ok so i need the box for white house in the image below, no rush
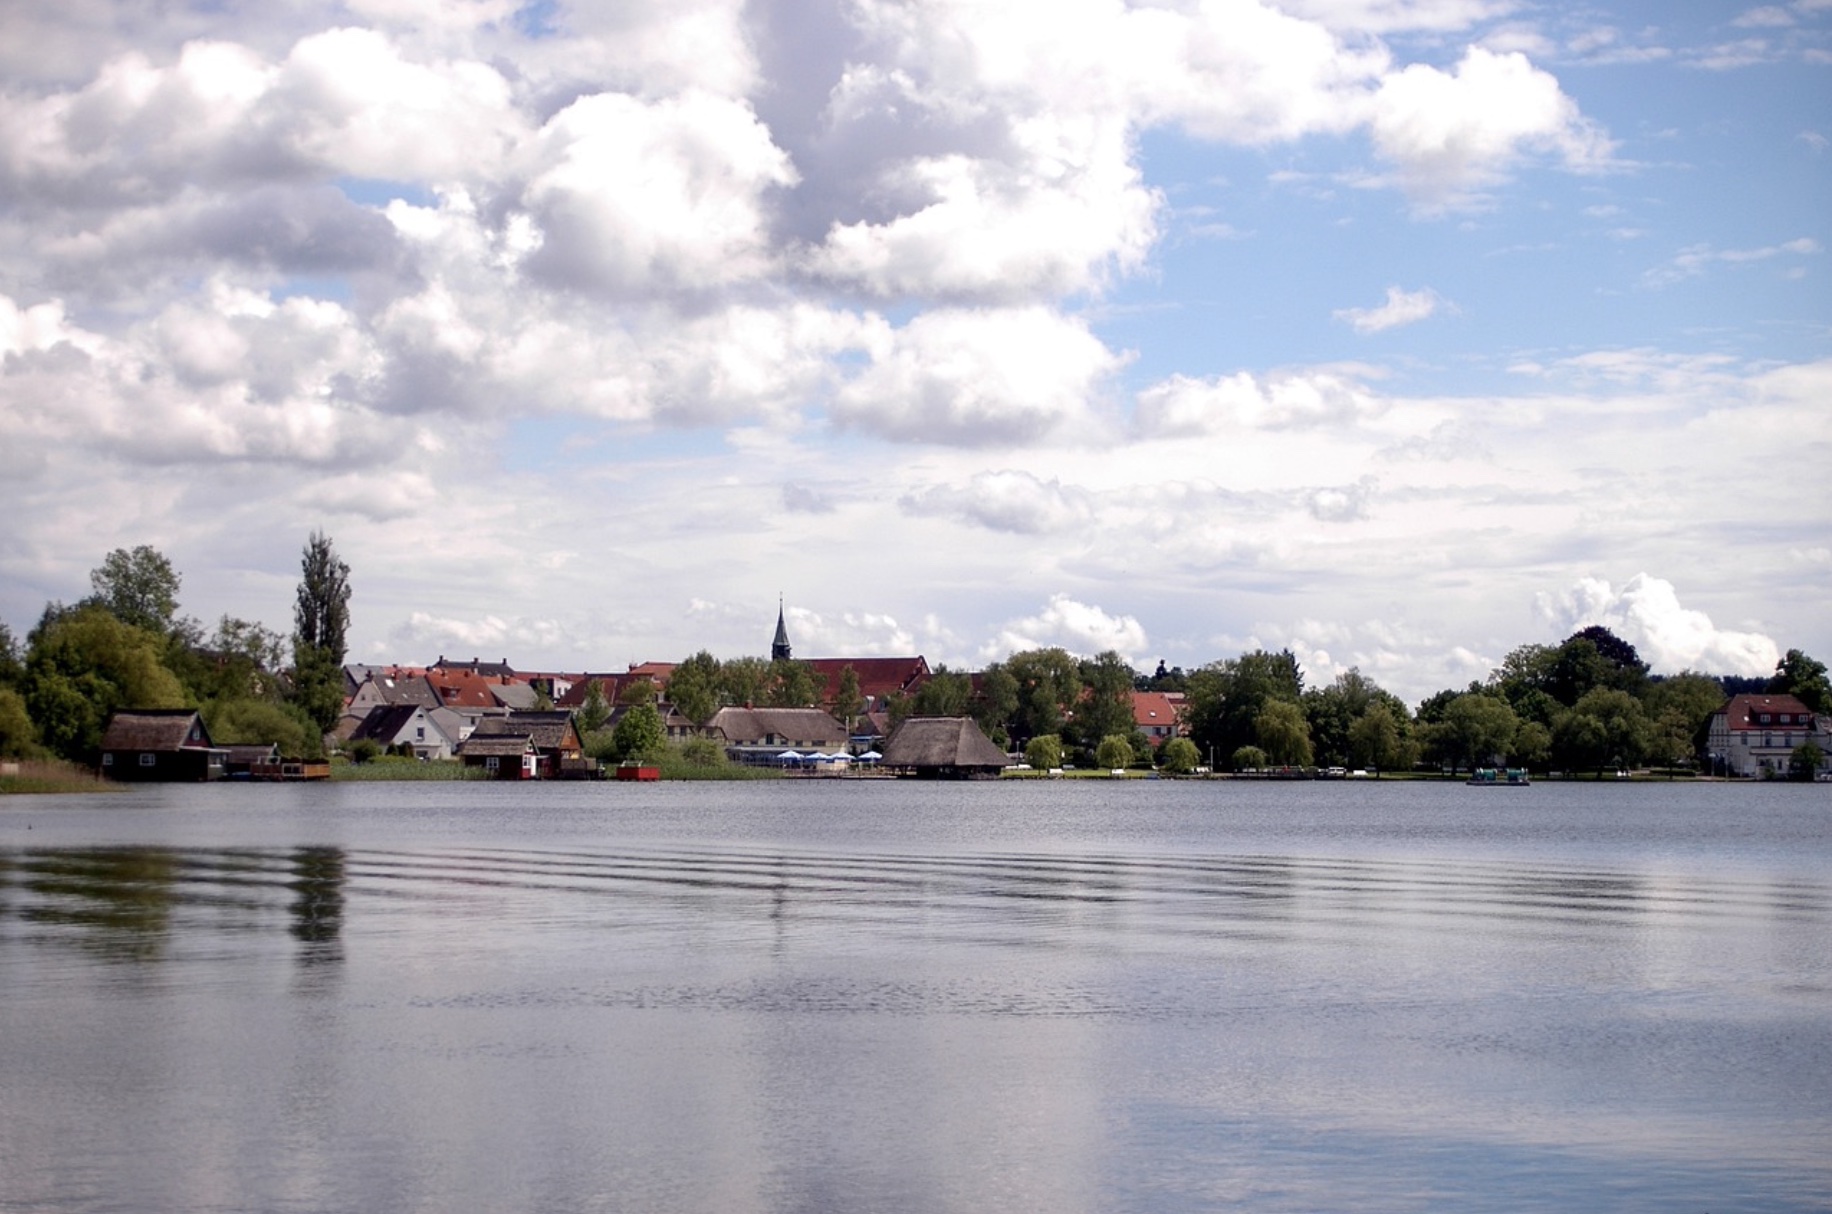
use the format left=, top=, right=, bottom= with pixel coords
left=1706, top=693, right=1830, bottom=778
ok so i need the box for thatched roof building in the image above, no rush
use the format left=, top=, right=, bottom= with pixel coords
left=879, top=717, right=1010, bottom=779
left=97, top=709, right=226, bottom=782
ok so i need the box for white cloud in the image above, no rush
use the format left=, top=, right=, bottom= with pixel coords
left=1135, top=368, right=1381, bottom=435
left=901, top=470, right=1096, bottom=534
left=1644, top=237, right=1822, bottom=287
left=1366, top=47, right=1613, bottom=208
left=1535, top=574, right=1781, bottom=676
left=1334, top=285, right=1444, bottom=333
left=831, top=307, right=1124, bottom=446
left=986, top=594, right=1150, bottom=663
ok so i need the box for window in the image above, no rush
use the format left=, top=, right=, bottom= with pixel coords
left=139, top=753, right=156, bottom=767
left=1760, top=714, right=1771, bottom=724
left=485, top=756, right=499, bottom=772
left=101, top=753, right=113, bottom=767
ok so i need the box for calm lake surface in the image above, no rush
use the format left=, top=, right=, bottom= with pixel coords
left=2, top=779, right=1828, bottom=1213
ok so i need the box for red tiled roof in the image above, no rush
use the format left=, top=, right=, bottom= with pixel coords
left=1719, top=693, right=1818, bottom=731
left=1131, top=691, right=1186, bottom=732
left=804, top=657, right=930, bottom=704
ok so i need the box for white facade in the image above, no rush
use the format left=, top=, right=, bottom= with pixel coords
left=1707, top=694, right=1831, bottom=778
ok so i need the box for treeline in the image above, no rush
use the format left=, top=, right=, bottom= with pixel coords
left=631, top=627, right=1830, bottom=777
left=0, top=538, right=352, bottom=764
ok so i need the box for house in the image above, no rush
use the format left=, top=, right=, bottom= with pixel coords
left=1132, top=690, right=1187, bottom=750
left=878, top=716, right=1011, bottom=779
left=704, top=706, right=848, bottom=765
left=222, top=743, right=280, bottom=777
left=347, top=704, right=459, bottom=761
left=458, top=710, right=594, bottom=779
left=97, top=709, right=227, bottom=782
left=1707, top=694, right=1831, bottom=778
left=455, top=731, right=540, bottom=779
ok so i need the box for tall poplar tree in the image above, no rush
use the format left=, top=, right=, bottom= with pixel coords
left=292, top=531, right=351, bottom=735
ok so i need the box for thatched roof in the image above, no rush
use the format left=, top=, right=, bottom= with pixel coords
left=879, top=717, right=1009, bottom=770
left=456, top=733, right=535, bottom=758
left=471, top=710, right=578, bottom=752
left=705, top=707, right=846, bottom=747
left=99, top=709, right=213, bottom=752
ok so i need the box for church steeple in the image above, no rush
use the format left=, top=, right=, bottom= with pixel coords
left=771, top=596, right=792, bottom=662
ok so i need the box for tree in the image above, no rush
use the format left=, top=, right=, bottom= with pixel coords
left=1003, top=648, right=1083, bottom=745
left=1573, top=687, right=1651, bottom=773
left=88, top=545, right=182, bottom=634
left=24, top=605, right=186, bottom=759
left=1790, top=741, right=1826, bottom=782
left=766, top=659, right=821, bottom=707
left=908, top=666, right=972, bottom=718
left=617, top=677, right=658, bottom=706
left=1767, top=649, right=1831, bottom=715
left=667, top=651, right=722, bottom=724
left=0, top=622, right=25, bottom=689
left=1069, top=651, right=1137, bottom=754
left=1347, top=704, right=1407, bottom=775
left=1183, top=649, right=1304, bottom=764
left=718, top=656, right=772, bottom=708
left=1160, top=736, right=1200, bottom=775
left=1095, top=734, right=1133, bottom=770
left=292, top=531, right=351, bottom=735
left=1231, top=745, right=1267, bottom=772
left=832, top=665, right=865, bottom=731
left=202, top=699, right=317, bottom=759
left=1431, top=694, right=1518, bottom=771
left=610, top=702, right=667, bottom=763
left=0, top=687, right=39, bottom=758
left=1254, top=699, right=1313, bottom=767
left=576, top=679, right=611, bottom=734
left=1510, top=721, right=1552, bottom=772
left=971, top=663, right=1019, bottom=741
left=1024, top=734, right=1062, bottom=770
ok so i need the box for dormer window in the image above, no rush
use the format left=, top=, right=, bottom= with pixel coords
left=1759, top=714, right=1771, bottom=724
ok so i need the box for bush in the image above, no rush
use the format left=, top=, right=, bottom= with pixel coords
left=1161, top=737, right=1201, bottom=775
left=346, top=738, right=382, bottom=764
left=1232, top=745, right=1267, bottom=772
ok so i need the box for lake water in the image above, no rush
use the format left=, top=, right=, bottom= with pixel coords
left=1, top=779, right=1828, bottom=1213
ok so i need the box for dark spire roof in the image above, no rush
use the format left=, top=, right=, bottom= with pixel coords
left=772, top=595, right=792, bottom=662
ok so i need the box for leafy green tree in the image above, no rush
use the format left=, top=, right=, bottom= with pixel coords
left=0, top=622, right=25, bottom=689
left=202, top=699, right=317, bottom=759
left=1644, top=671, right=1725, bottom=764
left=719, top=656, right=772, bottom=707
left=0, top=687, right=40, bottom=758
left=1790, top=741, right=1826, bottom=782
left=291, top=531, right=351, bottom=736
left=1160, top=736, right=1200, bottom=774
left=610, top=702, right=667, bottom=763
left=667, top=651, right=722, bottom=724
left=1003, top=648, right=1083, bottom=745
left=1068, top=651, right=1136, bottom=754
left=88, top=545, right=183, bottom=634
left=1347, top=703, right=1409, bottom=774
left=1095, top=734, right=1134, bottom=770
left=1572, top=687, right=1651, bottom=773
left=1767, top=649, right=1831, bottom=714
left=1431, top=693, right=1518, bottom=771
left=677, top=736, right=727, bottom=768
left=909, top=666, right=972, bottom=718
left=1510, top=721, right=1552, bottom=772
left=1231, top=745, right=1267, bottom=772
left=1254, top=699, right=1313, bottom=767
left=766, top=659, right=821, bottom=707
left=24, top=605, right=187, bottom=759
left=1183, top=649, right=1304, bottom=764
left=1024, top=734, right=1062, bottom=770
left=617, top=677, right=658, bottom=706
left=832, top=664, right=865, bottom=731
left=576, top=679, right=611, bottom=733
left=971, top=663, right=1019, bottom=740
left=346, top=738, right=382, bottom=764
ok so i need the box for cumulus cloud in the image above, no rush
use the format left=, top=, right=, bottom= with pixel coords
left=1535, top=574, right=1780, bottom=675
left=831, top=307, right=1124, bottom=445
left=986, top=594, right=1149, bottom=663
left=1334, top=285, right=1444, bottom=333
left=1135, top=368, right=1380, bottom=436
left=901, top=470, right=1096, bottom=534
left=1366, top=47, right=1613, bottom=208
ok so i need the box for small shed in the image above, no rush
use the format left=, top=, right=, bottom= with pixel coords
left=879, top=717, right=1011, bottom=779
left=98, top=709, right=227, bottom=782
left=455, top=731, right=539, bottom=779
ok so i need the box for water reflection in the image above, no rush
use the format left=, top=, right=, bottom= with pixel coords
left=0, top=845, right=347, bottom=967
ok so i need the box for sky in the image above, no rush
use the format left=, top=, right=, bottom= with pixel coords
left=1, top=0, right=1827, bottom=705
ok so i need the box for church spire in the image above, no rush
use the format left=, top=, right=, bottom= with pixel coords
left=771, top=595, right=792, bottom=662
